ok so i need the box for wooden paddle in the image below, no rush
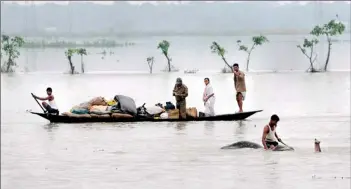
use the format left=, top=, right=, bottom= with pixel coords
left=278, top=139, right=294, bottom=150
left=31, top=93, right=46, bottom=113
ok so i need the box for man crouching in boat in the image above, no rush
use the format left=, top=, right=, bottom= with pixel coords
left=203, top=77, right=215, bottom=116
left=32, top=87, right=59, bottom=115
left=262, top=114, right=282, bottom=150
left=173, top=78, right=188, bottom=119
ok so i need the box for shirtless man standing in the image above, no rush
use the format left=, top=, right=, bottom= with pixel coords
left=232, top=63, right=246, bottom=112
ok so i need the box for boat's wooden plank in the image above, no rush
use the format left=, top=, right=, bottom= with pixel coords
left=30, top=110, right=262, bottom=123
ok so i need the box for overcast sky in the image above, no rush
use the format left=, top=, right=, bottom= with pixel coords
left=4, top=1, right=348, bottom=5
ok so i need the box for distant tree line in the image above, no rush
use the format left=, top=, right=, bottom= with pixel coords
left=0, top=17, right=346, bottom=74
left=22, top=39, right=135, bottom=48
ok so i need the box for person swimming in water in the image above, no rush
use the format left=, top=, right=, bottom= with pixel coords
left=262, top=114, right=282, bottom=150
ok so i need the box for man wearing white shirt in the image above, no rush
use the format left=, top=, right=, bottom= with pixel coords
left=203, top=78, right=215, bottom=116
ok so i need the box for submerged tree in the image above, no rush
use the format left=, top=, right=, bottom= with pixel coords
left=0, top=43, right=2, bottom=63
left=236, top=35, right=269, bottom=72
left=1, top=35, right=25, bottom=73
left=0, top=37, right=3, bottom=62
left=210, top=41, right=231, bottom=72
left=76, top=48, right=87, bottom=73
left=64, top=48, right=77, bottom=74
left=146, top=56, right=154, bottom=74
left=64, top=48, right=88, bottom=74
left=297, top=38, right=319, bottom=72
left=157, top=40, right=172, bottom=72
left=310, top=16, right=345, bottom=71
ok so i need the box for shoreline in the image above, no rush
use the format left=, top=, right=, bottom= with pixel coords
left=1, top=70, right=350, bottom=76
left=3, top=30, right=350, bottom=38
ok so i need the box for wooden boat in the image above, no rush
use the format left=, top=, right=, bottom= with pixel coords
left=30, top=110, right=263, bottom=123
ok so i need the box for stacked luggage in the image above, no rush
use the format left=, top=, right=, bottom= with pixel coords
left=61, top=96, right=198, bottom=120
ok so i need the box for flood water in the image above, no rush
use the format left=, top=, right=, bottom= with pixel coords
left=12, top=34, right=351, bottom=73
left=1, top=71, right=350, bottom=189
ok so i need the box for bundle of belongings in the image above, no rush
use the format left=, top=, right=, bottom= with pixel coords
left=160, top=107, right=198, bottom=119
left=61, top=95, right=137, bottom=119
left=150, top=101, right=198, bottom=120
left=61, top=97, right=198, bottom=120
left=136, top=103, right=166, bottom=118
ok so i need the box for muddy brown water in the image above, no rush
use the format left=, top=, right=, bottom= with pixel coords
left=1, top=72, right=350, bottom=189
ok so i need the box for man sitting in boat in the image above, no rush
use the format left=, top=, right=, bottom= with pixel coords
left=203, top=77, right=215, bottom=116
left=173, top=77, right=188, bottom=119
left=32, top=87, right=59, bottom=115
left=262, top=114, right=282, bottom=150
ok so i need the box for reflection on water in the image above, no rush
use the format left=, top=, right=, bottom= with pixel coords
left=175, top=122, right=187, bottom=131
left=1, top=72, right=350, bottom=189
left=42, top=123, right=59, bottom=132
left=235, top=121, right=249, bottom=139
left=204, top=121, right=215, bottom=136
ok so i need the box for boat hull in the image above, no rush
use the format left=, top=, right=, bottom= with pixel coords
left=30, top=110, right=262, bottom=123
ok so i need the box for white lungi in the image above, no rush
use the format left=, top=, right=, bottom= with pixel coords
left=203, top=84, right=216, bottom=116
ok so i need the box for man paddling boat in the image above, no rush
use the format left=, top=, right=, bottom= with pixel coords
left=262, top=114, right=282, bottom=150
left=232, top=63, right=246, bottom=113
left=203, top=77, right=215, bottom=116
left=32, top=87, right=59, bottom=115
left=173, top=77, right=188, bottom=119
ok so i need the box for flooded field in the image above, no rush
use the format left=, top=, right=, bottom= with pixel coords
left=1, top=72, right=350, bottom=189
left=9, top=34, right=351, bottom=73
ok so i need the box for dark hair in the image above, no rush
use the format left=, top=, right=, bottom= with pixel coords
left=271, top=114, right=280, bottom=122
left=46, top=87, right=52, bottom=92
left=204, top=77, right=210, bottom=82
left=233, top=63, right=239, bottom=67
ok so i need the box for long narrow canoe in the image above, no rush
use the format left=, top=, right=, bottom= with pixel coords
left=30, top=110, right=263, bottom=123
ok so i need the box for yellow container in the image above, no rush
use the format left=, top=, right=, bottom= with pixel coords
left=107, top=99, right=117, bottom=106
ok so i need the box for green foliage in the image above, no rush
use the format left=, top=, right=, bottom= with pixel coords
left=210, top=41, right=231, bottom=71
left=297, top=38, right=319, bottom=51
left=65, top=48, right=75, bottom=57
left=236, top=35, right=269, bottom=71
left=310, top=19, right=346, bottom=37
left=77, top=48, right=87, bottom=73
left=236, top=40, right=248, bottom=52
left=296, top=38, right=319, bottom=72
left=237, top=35, right=269, bottom=53
left=64, top=48, right=87, bottom=74
left=309, top=16, right=346, bottom=71
left=76, top=48, right=87, bottom=56
left=1, top=35, right=25, bottom=72
left=252, top=35, right=269, bottom=45
left=210, top=42, right=226, bottom=57
left=157, top=40, right=172, bottom=72
left=0, top=41, right=2, bottom=60
left=64, top=48, right=87, bottom=57
left=157, top=40, right=170, bottom=56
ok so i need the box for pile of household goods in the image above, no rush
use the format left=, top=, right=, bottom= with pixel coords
left=61, top=95, right=198, bottom=120
left=62, top=95, right=137, bottom=119
left=137, top=101, right=198, bottom=119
